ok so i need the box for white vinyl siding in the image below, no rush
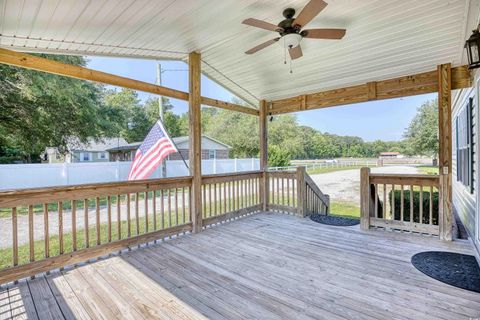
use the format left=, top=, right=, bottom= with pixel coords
left=452, top=83, right=477, bottom=243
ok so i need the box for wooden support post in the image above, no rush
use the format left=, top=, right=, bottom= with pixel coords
left=259, top=100, right=268, bottom=211
left=438, top=63, right=453, bottom=241
left=296, top=166, right=307, bottom=217
left=360, top=167, right=371, bottom=230
left=189, top=52, right=202, bottom=233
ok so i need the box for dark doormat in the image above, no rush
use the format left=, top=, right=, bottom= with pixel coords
left=411, top=251, right=480, bottom=293
left=310, top=214, right=360, bottom=226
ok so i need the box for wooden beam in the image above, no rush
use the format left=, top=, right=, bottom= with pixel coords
left=188, top=52, right=202, bottom=233
left=269, top=66, right=471, bottom=114
left=360, top=167, right=371, bottom=230
left=259, top=100, right=268, bottom=211
left=438, top=63, right=453, bottom=241
left=0, top=47, right=257, bottom=116
left=201, top=97, right=259, bottom=116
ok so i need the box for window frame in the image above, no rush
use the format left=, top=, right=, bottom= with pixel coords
left=456, top=97, right=474, bottom=193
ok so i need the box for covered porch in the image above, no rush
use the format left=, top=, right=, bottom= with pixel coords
left=0, top=0, right=479, bottom=319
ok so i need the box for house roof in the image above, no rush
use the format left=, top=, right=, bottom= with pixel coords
left=67, top=137, right=130, bottom=152
left=106, top=135, right=231, bottom=152
left=0, top=0, right=476, bottom=108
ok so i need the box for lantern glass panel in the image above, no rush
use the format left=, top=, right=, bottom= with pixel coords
left=471, top=41, right=480, bottom=63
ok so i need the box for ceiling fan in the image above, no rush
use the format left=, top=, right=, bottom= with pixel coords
left=242, top=0, right=346, bottom=60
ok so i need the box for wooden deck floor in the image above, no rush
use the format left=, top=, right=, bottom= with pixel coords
left=1, top=212, right=479, bottom=320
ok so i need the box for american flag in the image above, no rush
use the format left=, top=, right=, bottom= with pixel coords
left=128, top=120, right=177, bottom=180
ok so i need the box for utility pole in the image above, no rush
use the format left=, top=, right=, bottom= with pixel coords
left=157, top=63, right=167, bottom=178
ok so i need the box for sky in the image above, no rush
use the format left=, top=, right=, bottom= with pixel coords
left=87, top=56, right=436, bottom=142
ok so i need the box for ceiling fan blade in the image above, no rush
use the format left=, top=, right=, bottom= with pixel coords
left=302, top=28, right=346, bottom=39
left=242, top=18, right=283, bottom=32
left=245, top=38, right=280, bottom=54
left=293, top=0, right=328, bottom=28
left=289, top=45, right=303, bottom=60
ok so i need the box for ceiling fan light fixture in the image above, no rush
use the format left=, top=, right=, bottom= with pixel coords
left=279, top=33, right=302, bottom=49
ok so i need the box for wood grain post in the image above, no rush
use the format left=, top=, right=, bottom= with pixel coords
left=189, top=52, right=202, bottom=233
left=296, top=166, right=307, bottom=217
left=438, top=63, right=453, bottom=241
left=325, top=194, right=331, bottom=214
left=360, top=167, right=371, bottom=230
left=259, top=100, right=268, bottom=211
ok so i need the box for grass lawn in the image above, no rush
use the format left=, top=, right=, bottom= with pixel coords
left=307, top=165, right=376, bottom=175
left=329, top=201, right=360, bottom=219
left=417, top=166, right=439, bottom=175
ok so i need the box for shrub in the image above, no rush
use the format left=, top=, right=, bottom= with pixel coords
left=388, top=189, right=439, bottom=225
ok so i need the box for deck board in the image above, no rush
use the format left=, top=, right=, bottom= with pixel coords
left=1, top=212, right=479, bottom=320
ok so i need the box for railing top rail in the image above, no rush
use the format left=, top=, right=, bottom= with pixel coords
left=0, top=176, right=193, bottom=207
left=368, top=173, right=439, bottom=187
left=267, top=171, right=297, bottom=178
left=201, top=171, right=263, bottom=184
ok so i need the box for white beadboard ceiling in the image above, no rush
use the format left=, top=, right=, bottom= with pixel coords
left=0, top=0, right=476, bottom=108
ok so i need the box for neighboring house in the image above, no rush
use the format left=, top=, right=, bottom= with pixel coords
left=44, top=137, right=130, bottom=163
left=107, top=135, right=231, bottom=161
left=452, top=68, right=479, bottom=258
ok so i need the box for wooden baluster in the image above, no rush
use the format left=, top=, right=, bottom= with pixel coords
left=168, top=189, right=172, bottom=228
left=29, top=205, right=35, bottom=261
left=282, top=178, right=285, bottom=206
left=429, top=186, right=433, bottom=225
left=188, top=186, right=192, bottom=223
left=96, top=197, right=101, bottom=245
left=71, top=201, right=77, bottom=252
left=117, top=195, right=121, bottom=240
left=203, top=185, right=207, bottom=217
left=127, top=194, right=131, bottom=238
left=233, top=180, right=237, bottom=210
left=83, top=199, right=90, bottom=248
left=145, top=191, right=149, bottom=233
left=391, top=184, right=395, bottom=220
left=182, top=187, right=186, bottom=224
left=208, top=184, right=212, bottom=217
left=12, top=208, right=18, bottom=267
left=44, top=204, right=49, bottom=257
left=58, top=202, right=63, bottom=254
left=153, top=191, right=157, bottom=231
left=400, top=185, right=404, bottom=222
left=161, top=189, right=165, bottom=229
left=223, top=182, right=227, bottom=213
left=374, top=184, right=378, bottom=218
left=276, top=177, right=280, bottom=204
left=383, top=184, right=386, bottom=220
left=135, top=193, right=140, bottom=235
left=213, top=183, right=217, bottom=216
left=175, top=188, right=179, bottom=226
left=287, top=178, right=290, bottom=207
left=419, top=186, right=423, bottom=224
left=107, top=196, right=112, bottom=242
left=410, top=185, right=414, bottom=223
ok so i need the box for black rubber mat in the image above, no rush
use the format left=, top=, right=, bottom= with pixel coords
left=310, top=214, right=360, bottom=226
left=411, top=251, right=480, bottom=293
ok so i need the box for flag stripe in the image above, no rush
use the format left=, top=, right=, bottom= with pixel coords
left=129, top=139, right=174, bottom=179
left=127, top=120, right=178, bottom=181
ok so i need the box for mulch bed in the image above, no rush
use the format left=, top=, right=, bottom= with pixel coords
left=411, top=251, right=480, bottom=293
left=309, top=214, right=360, bottom=226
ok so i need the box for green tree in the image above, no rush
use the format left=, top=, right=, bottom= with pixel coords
left=268, top=145, right=291, bottom=167
left=0, top=54, right=117, bottom=162
left=403, top=99, right=439, bottom=157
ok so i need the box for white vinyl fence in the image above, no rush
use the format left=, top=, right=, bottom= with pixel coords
left=0, top=158, right=260, bottom=190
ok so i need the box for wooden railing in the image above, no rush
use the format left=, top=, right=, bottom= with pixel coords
left=201, top=171, right=262, bottom=226
left=0, top=167, right=328, bottom=284
left=360, top=167, right=440, bottom=236
left=0, top=177, right=193, bottom=284
left=268, top=167, right=329, bottom=217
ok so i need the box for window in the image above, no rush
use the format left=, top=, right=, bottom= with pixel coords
left=456, top=97, right=474, bottom=192
left=208, top=149, right=216, bottom=159
left=79, top=152, right=92, bottom=162
left=99, top=152, right=108, bottom=160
